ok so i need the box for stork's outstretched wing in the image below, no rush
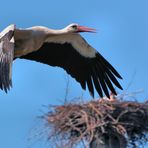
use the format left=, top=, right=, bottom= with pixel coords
left=0, top=25, right=15, bottom=92
left=20, top=34, right=122, bottom=98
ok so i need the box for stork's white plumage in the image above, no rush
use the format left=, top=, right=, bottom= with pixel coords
left=0, top=23, right=123, bottom=98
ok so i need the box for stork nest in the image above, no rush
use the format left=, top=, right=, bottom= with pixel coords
left=43, top=98, right=148, bottom=148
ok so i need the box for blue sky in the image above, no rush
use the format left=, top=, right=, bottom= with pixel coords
left=0, top=0, right=148, bottom=147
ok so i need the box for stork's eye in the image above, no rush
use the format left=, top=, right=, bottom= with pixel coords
left=71, top=25, right=77, bottom=29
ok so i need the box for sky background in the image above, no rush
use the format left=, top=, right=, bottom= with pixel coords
left=0, top=0, right=148, bottom=147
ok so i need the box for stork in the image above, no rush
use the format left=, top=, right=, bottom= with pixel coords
left=0, top=24, right=123, bottom=98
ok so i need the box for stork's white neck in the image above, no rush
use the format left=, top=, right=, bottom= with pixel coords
left=48, top=29, right=67, bottom=35
left=45, top=28, right=70, bottom=36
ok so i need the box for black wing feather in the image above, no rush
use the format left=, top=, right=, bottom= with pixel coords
left=87, top=76, right=94, bottom=97
left=20, top=42, right=122, bottom=98
left=92, top=67, right=103, bottom=97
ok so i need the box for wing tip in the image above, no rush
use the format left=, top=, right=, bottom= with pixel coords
left=96, top=52, right=123, bottom=80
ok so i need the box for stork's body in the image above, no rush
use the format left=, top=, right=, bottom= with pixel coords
left=0, top=24, right=123, bottom=98
left=14, top=26, right=51, bottom=57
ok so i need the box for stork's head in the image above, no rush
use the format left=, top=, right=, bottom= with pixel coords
left=65, top=23, right=96, bottom=33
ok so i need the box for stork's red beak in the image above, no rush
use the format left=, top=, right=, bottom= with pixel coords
left=77, top=25, right=96, bottom=33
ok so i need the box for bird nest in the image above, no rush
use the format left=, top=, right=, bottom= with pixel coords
left=43, top=97, right=148, bottom=148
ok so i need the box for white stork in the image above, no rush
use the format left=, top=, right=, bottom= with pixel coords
left=0, top=24, right=122, bottom=98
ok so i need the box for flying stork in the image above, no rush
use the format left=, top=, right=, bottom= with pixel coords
left=0, top=24, right=123, bottom=98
